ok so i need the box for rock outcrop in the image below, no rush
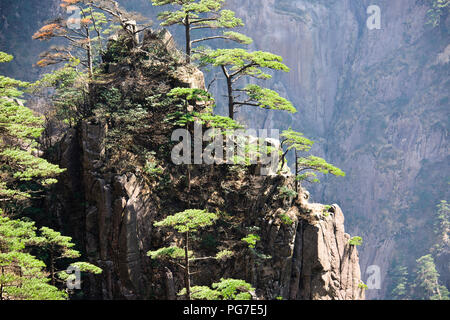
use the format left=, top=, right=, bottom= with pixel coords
left=55, top=119, right=364, bottom=300
left=50, top=30, right=364, bottom=300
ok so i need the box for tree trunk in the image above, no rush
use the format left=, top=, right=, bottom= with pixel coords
left=85, top=27, right=94, bottom=117
left=50, top=250, right=55, bottom=286
left=295, top=151, right=299, bottom=195
left=85, top=26, right=94, bottom=80
left=185, top=15, right=191, bottom=63
left=0, top=266, right=4, bottom=300
left=184, top=232, right=191, bottom=300
left=225, top=73, right=234, bottom=119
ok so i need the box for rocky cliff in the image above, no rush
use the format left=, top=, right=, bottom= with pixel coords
left=220, top=0, right=449, bottom=299
left=49, top=30, right=365, bottom=300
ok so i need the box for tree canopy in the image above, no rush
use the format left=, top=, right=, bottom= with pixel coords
left=151, top=0, right=252, bottom=62
left=0, top=53, right=65, bottom=201
left=196, top=48, right=295, bottom=119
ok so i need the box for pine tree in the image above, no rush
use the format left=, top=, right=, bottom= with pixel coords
left=33, top=227, right=102, bottom=287
left=147, top=209, right=222, bottom=300
left=0, top=214, right=67, bottom=300
left=179, top=278, right=254, bottom=300
left=412, top=254, right=449, bottom=300
left=1, top=53, right=101, bottom=300
left=151, top=0, right=252, bottom=62
left=196, top=48, right=296, bottom=119
left=0, top=52, right=65, bottom=202
left=389, top=264, right=409, bottom=299
left=296, top=156, right=345, bottom=184
left=33, top=0, right=150, bottom=77
left=28, top=60, right=88, bottom=127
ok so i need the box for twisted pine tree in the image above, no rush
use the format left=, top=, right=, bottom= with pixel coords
left=151, top=0, right=252, bottom=62
left=197, top=48, right=297, bottom=119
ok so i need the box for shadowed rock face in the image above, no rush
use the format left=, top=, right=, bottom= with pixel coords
left=56, top=120, right=364, bottom=300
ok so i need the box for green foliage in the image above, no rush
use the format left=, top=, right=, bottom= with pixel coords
left=0, top=215, right=67, bottom=300
left=388, top=264, right=409, bottom=299
left=279, top=213, right=294, bottom=225
left=93, top=86, right=151, bottom=153
left=147, top=246, right=192, bottom=260
left=296, top=156, right=345, bottom=184
left=278, top=186, right=297, bottom=199
left=323, top=205, right=332, bottom=217
left=241, top=233, right=260, bottom=249
left=33, top=226, right=102, bottom=286
left=178, top=285, right=221, bottom=300
left=29, top=61, right=88, bottom=125
left=149, top=209, right=224, bottom=300
left=358, top=282, right=368, bottom=290
left=143, top=153, right=164, bottom=178
left=178, top=278, right=254, bottom=300
left=179, top=277, right=255, bottom=300
left=412, top=254, right=449, bottom=300
left=196, top=112, right=244, bottom=131
left=215, top=249, right=234, bottom=260
left=420, top=0, right=449, bottom=27
left=211, top=278, right=254, bottom=300
left=388, top=201, right=450, bottom=300
left=280, top=128, right=314, bottom=153
left=168, top=87, right=214, bottom=105
left=67, top=261, right=102, bottom=274
left=36, top=226, right=80, bottom=258
left=195, top=48, right=294, bottom=119
left=151, top=0, right=252, bottom=59
left=164, top=111, right=197, bottom=127
left=0, top=52, right=13, bottom=63
left=0, top=52, right=65, bottom=201
left=2, top=277, right=68, bottom=300
left=433, top=200, right=449, bottom=253
left=154, top=209, right=218, bottom=233
left=244, top=84, right=296, bottom=113
left=348, top=236, right=363, bottom=246
left=199, top=48, right=290, bottom=79
left=1, top=149, right=64, bottom=183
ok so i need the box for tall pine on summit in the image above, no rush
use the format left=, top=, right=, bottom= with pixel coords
left=197, top=48, right=297, bottom=119
left=151, top=0, right=252, bottom=62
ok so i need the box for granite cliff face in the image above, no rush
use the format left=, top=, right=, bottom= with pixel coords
left=49, top=31, right=365, bottom=300
left=55, top=121, right=364, bottom=300
left=220, top=0, right=449, bottom=299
